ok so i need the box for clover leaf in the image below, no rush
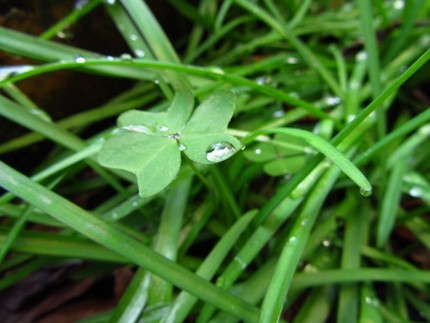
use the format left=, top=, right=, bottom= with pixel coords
left=98, top=90, right=241, bottom=197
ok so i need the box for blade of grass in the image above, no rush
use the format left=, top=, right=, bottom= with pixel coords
left=0, top=161, right=260, bottom=322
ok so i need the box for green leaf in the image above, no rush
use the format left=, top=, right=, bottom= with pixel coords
left=98, top=133, right=180, bottom=197
left=181, top=132, right=242, bottom=164
left=165, top=89, right=194, bottom=131
left=183, top=90, right=236, bottom=133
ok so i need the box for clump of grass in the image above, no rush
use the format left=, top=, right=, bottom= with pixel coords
left=0, top=0, right=430, bottom=322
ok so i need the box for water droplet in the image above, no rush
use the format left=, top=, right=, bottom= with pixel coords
left=74, top=0, right=88, bottom=9
left=304, top=264, right=318, bottom=272
left=154, top=79, right=160, bottom=85
left=206, top=142, right=237, bottom=163
left=255, top=148, right=262, bottom=155
left=347, top=114, right=356, bottom=122
left=356, top=51, right=368, bottom=61
left=273, top=109, right=285, bottom=118
left=365, top=297, right=379, bottom=307
left=169, top=133, right=180, bottom=140
left=134, top=49, right=145, bottom=57
left=158, top=125, right=168, bottom=132
left=178, top=144, right=186, bottom=151
left=322, top=240, right=331, bottom=247
left=409, top=187, right=422, bottom=198
left=123, top=125, right=152, bottom=134
left=325, top=96, right=341, bottom=106
left=129, top=34, right=138, bottom=41
left=106, top=55, right=114, bottom=61
left=286, top=56, right=299, bottom=64
left=120, top=53, right=133, bottom=61
left=393, top=0, right=404, bottom=10
left=131, top=201, right=139, bottom=207
left=0, top=65, right=33, bottom=81
left=56, top=27, right=74, bottom=39
left=74, top=54, right=86, bottom=63
left=106, top=0, right=115, bottom=4
left=301, top=219, right=308, bottom=226
left=208, top=66, right=225, bottom=75
left=289, top=236, right=297, bottom=243
left=360, top=188, right=372, bottom=197
left=255, top=76, right=272, bottom=85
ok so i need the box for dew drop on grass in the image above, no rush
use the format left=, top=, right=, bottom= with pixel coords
left=0, top=65, right=33, bottom=81
left=178, top=144, right=186, bottom=151
left=129, top=34, right=138, bottom=41
left=325, top=96, right=341, bottom=106
left=409, top=187, right=422, bottom=198
left=208, top=66, right=225, bottom=75
left=134, top=49, right=145, bottom=57
left=57, top=28, right=74, bottom=39
left=255, top=148, right=262, bottom=155
left=120, top=53, right=133, bottom=61
left=322, top=240, right=331, bottom=247
left=158, top=125, right=168, bottom=132
left=206, top=142, right=237, bottom=163
left=360, top=188, right=372, bottom=197
left=393, top=0, right=404, bottom=10
left=74, top=54, right=86, bottom=63
left=286, top=56, right=299, bottom=64
left=106, top=0, right=116, bottom=4
left=273, top=109, right=285, bottom=118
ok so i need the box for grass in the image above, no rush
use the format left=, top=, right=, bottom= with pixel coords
left=0, top=0, right=429, bottom=322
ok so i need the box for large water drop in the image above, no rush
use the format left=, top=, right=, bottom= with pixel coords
left=206, top=142, right=237, bottom=163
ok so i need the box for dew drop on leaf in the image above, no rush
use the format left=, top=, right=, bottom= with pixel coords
left=158, top=125, right=169, bottom=132
left=206, top=142, right=237, bottom=163
left=178, top=144, right=187, bottom=151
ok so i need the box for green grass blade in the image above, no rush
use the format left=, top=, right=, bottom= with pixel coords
left=0, top=161, right=260, bottom=322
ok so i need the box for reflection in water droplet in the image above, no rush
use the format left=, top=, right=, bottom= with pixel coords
left=206, top=142, right=237, bottom=163
left=360, top=188, right=372, bottom=197
left=158, top=125, right=168, bottom=132
left=0, top=65, right=33, bottom=81
left=106, top=0, right=116, bottom=4
left=409, top=187, right=422, bottom=198
left=129, top=34, right=138, bottom=41
left=74, top=54, right=86, bottom=63
left=178, top=144, right=186, bottom=151
left=135, top=49, right=145, bottom=57
left=289, top=236, right=297, bottom=243
left=255, top=148, right=262, bottom=155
